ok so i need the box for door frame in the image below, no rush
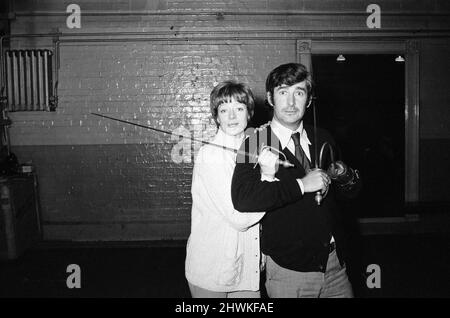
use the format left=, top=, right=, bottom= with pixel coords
left=297, top=40, right=419, bottom=204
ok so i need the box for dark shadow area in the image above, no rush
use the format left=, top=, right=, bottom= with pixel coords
left=249, top=96, right=271, bottom=128
left=1, top=233, right=449, bottom=298
left=309, top=54, right=405, bottom=218
left=306, top=55, right=406, bottom=295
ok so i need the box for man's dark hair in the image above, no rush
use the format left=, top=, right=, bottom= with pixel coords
left=265, top=63, right=314, bottom=104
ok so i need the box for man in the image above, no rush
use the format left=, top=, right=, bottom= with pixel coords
left=231, top=63, right=361, bottom=298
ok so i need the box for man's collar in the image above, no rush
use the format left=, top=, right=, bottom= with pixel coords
left=270, top=118, right=311, bottom=149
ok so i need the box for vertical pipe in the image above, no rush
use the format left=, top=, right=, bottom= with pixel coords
left=6, top=51, right=13, bottom=109
left=12, top=51, right=19, bottom=109
left=51, top=39, right=60, bottom=111
left=43, top=50, right=49, bottom=109
left=25, top=50, right=32, bottom=108
left=31, top=50, right=37, bottom=110
left=18, top=50, right=25, bottom=109
left=36, top=50, right=43, bottom=110
left=0, top=36, right=4, bottom=101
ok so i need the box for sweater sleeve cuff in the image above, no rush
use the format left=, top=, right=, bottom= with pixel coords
left=296, top=178, right=305, bottom=195
left=261, top=174, right=279, bottom=182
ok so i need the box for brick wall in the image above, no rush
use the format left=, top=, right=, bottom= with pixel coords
left=4, top=0, right=450, bottom=240
left=9, top=38, right=294, bottom=241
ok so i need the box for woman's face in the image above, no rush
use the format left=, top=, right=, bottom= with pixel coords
left=216, top=99, right=249, bottom=137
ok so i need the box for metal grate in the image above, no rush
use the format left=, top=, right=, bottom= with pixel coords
left=4, top=49, right=54, bottom=111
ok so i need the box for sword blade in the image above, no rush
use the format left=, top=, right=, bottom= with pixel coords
left=90, top=112, right=254, bottom=159
left=91, top=112, right=295, bottom=168
left=312, top=98, right=319, bottom=169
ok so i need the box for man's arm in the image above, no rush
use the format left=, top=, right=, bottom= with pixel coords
left=231, top=131, right=304, bottom=212
left=231, top=161, right=303, bottom=212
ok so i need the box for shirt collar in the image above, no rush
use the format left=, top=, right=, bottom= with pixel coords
left=270, top=118, right=311, bottom=149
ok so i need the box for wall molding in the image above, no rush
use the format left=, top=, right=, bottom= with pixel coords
left=13, top=10, right=450, bottom=17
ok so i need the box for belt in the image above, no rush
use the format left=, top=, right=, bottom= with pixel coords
left=329, top=241, right=336, bottom=254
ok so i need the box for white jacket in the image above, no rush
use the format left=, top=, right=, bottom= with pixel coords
left=185, top=129, right=265, bottom=292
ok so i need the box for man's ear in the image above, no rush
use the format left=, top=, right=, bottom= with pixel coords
left=266, top=92, right=274, bottom=107
left=306, top=95, right=313, bottom=108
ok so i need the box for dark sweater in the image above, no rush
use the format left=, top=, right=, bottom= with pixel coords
left=231, top=124, right=360, bottom=273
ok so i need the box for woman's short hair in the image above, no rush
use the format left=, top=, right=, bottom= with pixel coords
left=210, top=80, right=255, bottom=127
left=265, top=63, right=314, bottom=104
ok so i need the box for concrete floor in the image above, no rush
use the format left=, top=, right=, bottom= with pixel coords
left=1, top=233, right=449, bottom=298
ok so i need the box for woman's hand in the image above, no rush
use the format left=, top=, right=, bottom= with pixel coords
left=258, top=148, right=279, bottom=179
left=254, top=121, right=271, bottom=133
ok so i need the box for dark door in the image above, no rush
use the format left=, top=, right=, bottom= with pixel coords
left=310, top=54, right=405, bottom=217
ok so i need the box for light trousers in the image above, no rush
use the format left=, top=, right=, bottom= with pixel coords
left=265, top=249, right=353, bottom=298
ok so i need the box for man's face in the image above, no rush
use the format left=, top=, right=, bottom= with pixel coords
left=268, top=81, right=309, bottom=130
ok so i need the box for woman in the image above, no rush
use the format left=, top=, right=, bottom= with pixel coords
left=185, top=81, right=274, bottom=298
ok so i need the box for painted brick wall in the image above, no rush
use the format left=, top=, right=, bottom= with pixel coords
left=5, top=0, right=450, bottom=240
left=9, top=39, right=294, bottom=241
left=9, top=0, right=450, bottom=36
left=12, top=0, right=450, bottom=12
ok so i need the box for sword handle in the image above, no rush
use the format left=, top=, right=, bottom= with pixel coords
left=315, top=191, right=323, bottom=205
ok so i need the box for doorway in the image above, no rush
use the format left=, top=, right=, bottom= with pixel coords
left=310, top=54, right=405, bottom=217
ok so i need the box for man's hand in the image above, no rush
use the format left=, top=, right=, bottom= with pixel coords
left=301, top=168, right=330, bottom=194
left=327, top=160, right=358, bottom=186
left=258, top=148, right=279, bottom=179
left=326, top=160, right=361, bottom=199
left=327, top=160, right=347, bottom=180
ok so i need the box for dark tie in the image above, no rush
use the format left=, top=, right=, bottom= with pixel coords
left=291, top=132, right=311, bottom=171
